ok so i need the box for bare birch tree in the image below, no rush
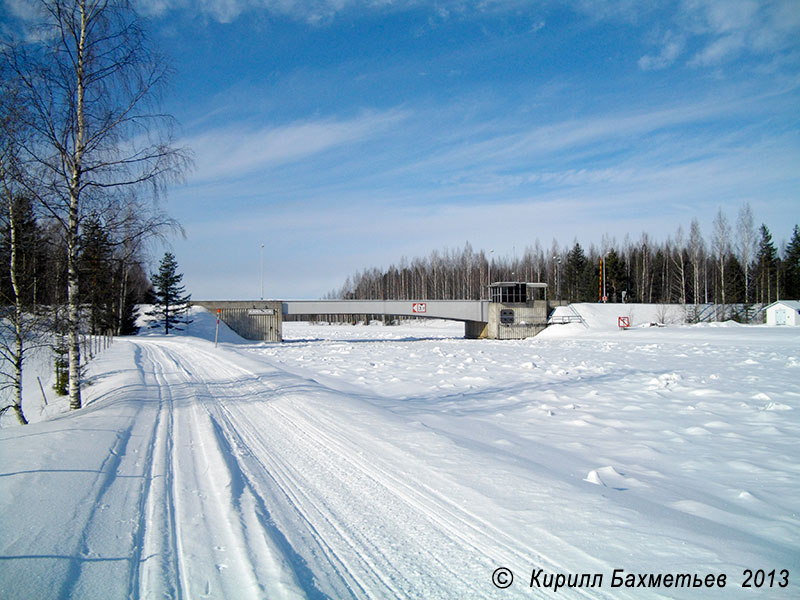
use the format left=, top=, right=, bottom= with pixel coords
left=0, top=74, right=31, bottom=425
left=736, top=202, right=756, bottom=304
left=672, top=225, right=687, bottom=304
left=688, top=219, right=704, bottom=307
left=712, top=208, right=731, bottom=311
left=638, top=233, right=651, bottom=303
left=4, top=0, right=190, bottom=410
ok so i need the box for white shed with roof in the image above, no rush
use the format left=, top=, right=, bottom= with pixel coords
left=765, top=300, right=800, bottom=326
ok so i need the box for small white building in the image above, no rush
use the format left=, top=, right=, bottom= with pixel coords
left=765, top=300, right=800, bottom=326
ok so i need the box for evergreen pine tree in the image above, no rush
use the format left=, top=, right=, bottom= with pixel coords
left=116, top=260, right=151, bottom=335
left=565, top=242, right=588, bottom=301
left=147, top=252, right=192, bottom=335
left=783, top=225, right=800, bottom=299
left=724, top=254, right=746, bottom=304
left=604, top=248, right=628, bottom=303
left=79, top=217, right=115, bottom=335
left=756, top=225, right=778, bottom=304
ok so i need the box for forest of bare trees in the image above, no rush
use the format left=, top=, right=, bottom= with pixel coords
left=1, top=1, right=188, bottom=423
left=331, top=208, right=800, bottom=317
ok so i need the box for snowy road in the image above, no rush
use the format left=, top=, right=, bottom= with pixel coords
left=130, top=338, right=513, bottom=599
left=1, top=315, right=799, bottom=599
left=3, top=336, right=571, bottom=599
left=125, top=338, right=587, bottom=599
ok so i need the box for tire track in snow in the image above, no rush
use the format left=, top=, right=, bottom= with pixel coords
left=159, top=341, right=604, bottom=599
left=128, top=344, right=165, bottom=597
left=207, top=398, right=378, bottom=599
left=249, top=399, right=589, bottom=598
left=274, top=401, right=532, bottom=559
left=135, top=340, right=307, bottom=599
left=153, top=341, right=359, bottom=598
left=159, top=342, right=411, bottom=597
left=144, top=342, right=248, bottom=599
left=136, top=342, right=184, bottom=600
left=261, top=401, right=486, bottom=591
left=47, top=343, right=173, bottom=600
left=203, top=410, right=331, bottom=600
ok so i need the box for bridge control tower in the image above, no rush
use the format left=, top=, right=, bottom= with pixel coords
left=486, top=282, right=551, bottom=339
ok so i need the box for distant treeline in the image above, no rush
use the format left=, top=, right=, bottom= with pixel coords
left=331, top=206, right=800, bottom=307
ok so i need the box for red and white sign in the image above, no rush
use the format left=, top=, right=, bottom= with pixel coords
left=618, top=316, right=630, bottom=329
left=412, top=302, right=427, bottom=314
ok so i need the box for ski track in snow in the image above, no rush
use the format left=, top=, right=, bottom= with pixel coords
left=1, top=314, right=799, bottom=599
left=138, top=339, right=591, bottom=599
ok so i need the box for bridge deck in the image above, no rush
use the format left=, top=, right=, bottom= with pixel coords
left=191, top=300, right=490, bottom=342
left=282, top=300, right=488, bottom=322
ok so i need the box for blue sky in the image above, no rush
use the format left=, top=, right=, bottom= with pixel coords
left=6, top=1, right=800, bottom=299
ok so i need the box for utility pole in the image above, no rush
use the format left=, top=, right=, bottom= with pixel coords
left=260, top=243, right=264, bottom=300
left=601, top=255, right=607, bottom=302
left=553, top=255, right=562, bottom=302
left=489, top=250, right=494, bottom=300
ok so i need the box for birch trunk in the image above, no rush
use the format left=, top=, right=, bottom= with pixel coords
left=2, top=164, right=29, bottom=424
left=68, top=0, right=88, bottom=411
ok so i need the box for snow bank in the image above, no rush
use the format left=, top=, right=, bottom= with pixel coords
left=138, top=305, right=247, bottom=344
left=551, top=302, right=687, bottom=330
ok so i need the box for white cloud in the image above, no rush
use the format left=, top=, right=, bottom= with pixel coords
left=131, top=1, right=625, bottom=27
left=569, top=0, right=651, bottom=24
left=183, top=109, right=407, bottom=181
left=681, top=0, right=800, bottom=66
left=132, top=0, right=178, bottom=17
left=429, top=98, right=740, bottom=175
left=168, top=89, right=799, bottom=298
left=631, top=0, right=800, bottom=71
left=529, top=19, right=545, bottom=33
left=3, top=0, right=44, bottom=20
left=134, top=0, right=400, bottom=24
left=177, top=131, right=799, bottom=298
left=684, top=0, right=759, bottom=35
left=689, top=32, right=746, bottom=66
left=638, top=31, right=685, bottom=71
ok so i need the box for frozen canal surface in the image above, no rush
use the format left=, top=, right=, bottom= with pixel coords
left=1, top=307, right=798, bottom=598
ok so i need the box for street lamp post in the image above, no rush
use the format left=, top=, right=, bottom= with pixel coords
left=553, top=255, right=562, bottom=302
left=488, top=249, right=494, bottom=300
left=602, top=254, right=607, bottom=303
left=260, top=244, right=264, bottom=300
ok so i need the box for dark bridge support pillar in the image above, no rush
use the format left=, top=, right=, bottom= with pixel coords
left=465, top=320, right=488, bottom=339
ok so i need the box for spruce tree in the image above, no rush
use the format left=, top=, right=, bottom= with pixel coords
left=604, top=248, right=628, bottom=303
left=756, top=225, right=778, bottom=304
left=147, top=252, right=192, bottom=335
left=565, top=242, right=588, bottom=301
left=79, top=218, right=114, bottom=335
left=783, top=225, right=800, bottom=299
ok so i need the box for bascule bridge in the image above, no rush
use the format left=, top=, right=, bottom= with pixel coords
left=192, top=282, right=557, bottom=342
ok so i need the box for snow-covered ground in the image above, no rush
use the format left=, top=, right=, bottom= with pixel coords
left=1, top=307, right=798, bottom=599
